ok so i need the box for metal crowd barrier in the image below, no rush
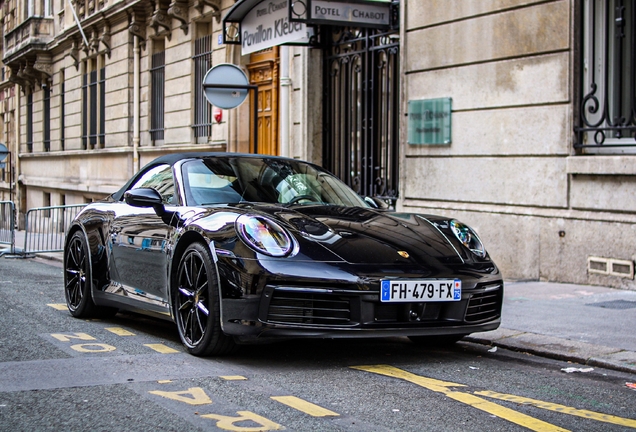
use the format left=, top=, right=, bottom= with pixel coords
left=0, top=201, right=16, bottom=255
left=23, top=204, right=86, bottom=254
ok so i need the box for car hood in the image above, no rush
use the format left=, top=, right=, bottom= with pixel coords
left=250, top=205, right=467, bottom=266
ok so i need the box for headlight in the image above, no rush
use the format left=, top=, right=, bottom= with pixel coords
left=450, top=220, right=486, bottom=258
left=236, top=214, right=295, bottom=257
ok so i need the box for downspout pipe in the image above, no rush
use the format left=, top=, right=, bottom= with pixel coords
left=133, top=35, right=140, bottom=173
left=280, top=46, right=291, bottom=157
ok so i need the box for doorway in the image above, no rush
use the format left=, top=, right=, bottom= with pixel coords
left=248, top=47, right=279, bottom=155
left=323, top=26, right=400, bottom=201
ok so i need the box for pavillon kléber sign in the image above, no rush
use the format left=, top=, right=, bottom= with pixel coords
left=241, top=0, right=311, bottom=55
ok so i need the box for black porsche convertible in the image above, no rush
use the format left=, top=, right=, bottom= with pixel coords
left=64, top=152, right=503, bottom=356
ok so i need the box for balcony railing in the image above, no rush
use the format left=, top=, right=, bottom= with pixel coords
left=3, top=15, right=55, bottom=60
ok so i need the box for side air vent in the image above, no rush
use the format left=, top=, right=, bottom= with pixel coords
left=267, top=290, right=353, bottom=326
left=465, top=285, right=502, bottom=323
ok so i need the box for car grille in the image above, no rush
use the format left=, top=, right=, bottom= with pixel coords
left=267, top=290, right=353, bottom=326
left=465, top=284, right=502, bottom=323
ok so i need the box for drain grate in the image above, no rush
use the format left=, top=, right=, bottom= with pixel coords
left=587, top=300, right=636, bottom=310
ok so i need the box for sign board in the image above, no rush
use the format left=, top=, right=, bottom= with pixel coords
left=202, top=64, right=250, bottom=109
left=0, top=143, right=8, bottom=161
left=407, top=98, right=452, bottom=145
left=310, top=0, right=390, bottom=27
left=241, top=0, right=311, bottom=54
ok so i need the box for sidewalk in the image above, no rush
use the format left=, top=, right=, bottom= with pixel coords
left=466, top=281, right=636, bottom=375
left=3, top=232, right=636, bottom=374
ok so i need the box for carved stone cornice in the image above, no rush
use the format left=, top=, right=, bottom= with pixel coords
left=8, top=66, right=28, bottom=91
left=70, top=39, right=81, bottom=70
left=150, top=1, right=172, bottom=40
left=168, top=0, right=189, bottom=35
left=89, top=27, right=101, bottom=52
left=194, top=0, right=221, bottom=22
left=128, top=8, right=147, bottom=49
left=16, top=62, right=37, bottom=92
left=100, top=25, right=111, bottom=57
left=33, top=54, right=53, bottom=85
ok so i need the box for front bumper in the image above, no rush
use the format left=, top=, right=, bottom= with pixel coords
left=221, top=280, right=503, bottom=339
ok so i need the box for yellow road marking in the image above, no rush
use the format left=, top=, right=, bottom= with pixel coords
left=201, top=411, right=283, bottom=431
left=221, top=375, right=248, bottom=381
left=271, top=395, right=339, bottom=417
left=70, top=343, right=116, bottom=353
left=47, top=303, right=68, bottom=311
left=157, top=380, right=172, bottom=384
left=51, top=332, right=96, bottom=342
left=149, top=387, right=212, bottom=405
left=476, top=390, right=636, bottom=429
left=352, top=365, right=569, bottom=432
left=105, top=327, right=136, bottom=336
left=144, top=344, right=179, bottom=354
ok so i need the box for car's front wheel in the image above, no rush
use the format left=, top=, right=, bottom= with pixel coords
left=173, top=242, right=236, bottom=356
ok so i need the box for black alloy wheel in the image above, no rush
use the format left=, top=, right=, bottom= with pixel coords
left=173, top=242, right=236, bottom=356
left=64, top=231, right=97, bottom=317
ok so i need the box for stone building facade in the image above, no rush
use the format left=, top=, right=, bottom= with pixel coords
left=2, top=0, right=636, bottom=290
left=399, top=0, right=636, bottom=289
left=1, top=0, right=319, bottom=216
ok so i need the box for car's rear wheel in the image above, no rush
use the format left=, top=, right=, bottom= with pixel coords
left=64, top=231, right=116, bottom=318
left=173, top=242, right=236, bottom=356
left=408, top=335, right=467, bottom=346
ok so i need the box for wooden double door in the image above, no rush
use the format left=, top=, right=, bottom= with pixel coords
left=248, top=47, right=279, bottom=156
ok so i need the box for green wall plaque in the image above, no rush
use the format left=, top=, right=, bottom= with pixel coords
left=407, top=98, right=452, bottom=145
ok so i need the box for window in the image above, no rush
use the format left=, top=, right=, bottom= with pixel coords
left=26, top=93, right=33, bottom=153
left=60, top=69, right=65, bottom=150
left=150, top=41, right=165, bottom=143
left=82, top=56, right=105, bottom=149
left=128, top=164, right=175, bottom=204
left=193, top=34, right=214, bottom=141
left=43, top=84, right=50, bottom=152
left=576, top=0, right=636, bottom=152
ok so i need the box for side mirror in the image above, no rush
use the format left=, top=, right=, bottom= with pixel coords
left=364, top=196, right=391, bottom=210
left=124, top=187, right=163, bottom=208
left=124, top=188, right=183, bottom=228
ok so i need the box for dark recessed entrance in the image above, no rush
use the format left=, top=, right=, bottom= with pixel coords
left=322, top=26, right=400, bottom=203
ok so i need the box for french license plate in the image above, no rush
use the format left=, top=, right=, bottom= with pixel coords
left=380, top=279, right=461, bottom=302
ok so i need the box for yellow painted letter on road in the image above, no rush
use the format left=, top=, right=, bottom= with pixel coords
left=148, top=387, right=212, bottom=406
left=51, top=332, right=96, bottom=342
left=70, top=343, right=116, bottom=353
left=201, top=411, right=283, bottom=431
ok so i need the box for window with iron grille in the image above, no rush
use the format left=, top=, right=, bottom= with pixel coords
left=60, top=70, right=65, bottom=150
left=575, top=0, right=636, bottom=152
left=150, top=50, right=165, bottom=143
left=192, top=34, right=213, bottom=141
left=82, top=57, right=106, bottom=149
left=43, top=85, right=50, bottom=152
left=26, top=93, right=33, bottom=153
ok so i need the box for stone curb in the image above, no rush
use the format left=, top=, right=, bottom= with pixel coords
left=465, top=328, right=636, bottom=375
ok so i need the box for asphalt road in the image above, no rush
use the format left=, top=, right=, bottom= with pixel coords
left=1, top=257, right=636, bottom=431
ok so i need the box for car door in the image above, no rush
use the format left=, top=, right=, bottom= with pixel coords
left=108, top=164, right=176, bottom=311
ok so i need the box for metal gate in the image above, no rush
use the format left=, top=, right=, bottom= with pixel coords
left=323, top=26, right=400, bottom=202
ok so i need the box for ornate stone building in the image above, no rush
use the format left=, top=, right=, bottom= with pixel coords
left=3, top=0, right=636, bottom=290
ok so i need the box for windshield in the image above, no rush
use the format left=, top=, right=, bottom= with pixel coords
left=181, top=157, right=369, bottom=208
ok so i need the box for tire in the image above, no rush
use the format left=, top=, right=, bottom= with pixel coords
left=173, top=242, right=236, bottom=356
left=64, top=231, right=117, bottom=318
left=408, top=335, right=467, bottom=346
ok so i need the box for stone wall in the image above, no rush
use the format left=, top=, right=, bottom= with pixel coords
left=400, top=0, right=636, bottom=289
